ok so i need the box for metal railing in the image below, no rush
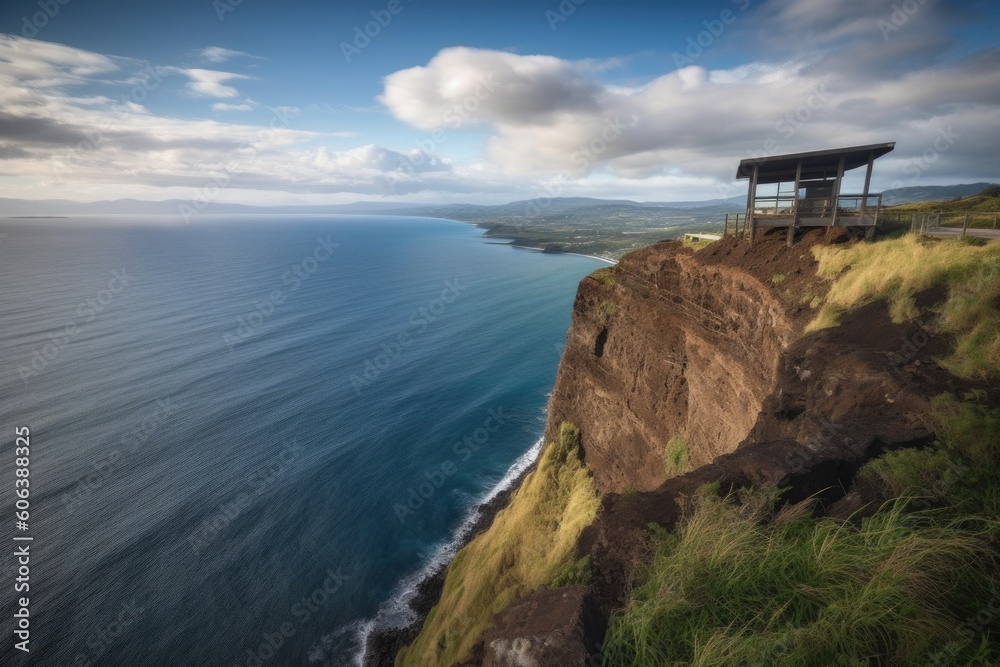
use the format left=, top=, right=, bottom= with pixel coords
left=751, top=193, right=883, bottom=219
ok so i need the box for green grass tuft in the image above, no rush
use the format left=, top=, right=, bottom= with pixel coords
left=591, top=267, right=616, bottom=286
left=548, top=555, right=592, bottom=588
left=663, top=436, right=689, bottom=477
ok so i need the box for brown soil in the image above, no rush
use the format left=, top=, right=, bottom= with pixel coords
left=568, top=229, right=969, bottom=620
left=397, top=228, right=982, bottom=666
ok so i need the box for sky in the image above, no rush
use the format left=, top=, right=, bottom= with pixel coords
left=0, top=0, right=998, bottom=205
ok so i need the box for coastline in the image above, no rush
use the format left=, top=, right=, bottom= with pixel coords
left=507, top=243, right=618, bottom=265
left=359, top=439, right=543, bottom=666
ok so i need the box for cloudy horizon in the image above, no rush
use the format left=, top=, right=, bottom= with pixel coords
left=1, top=0, right=997, bottom=206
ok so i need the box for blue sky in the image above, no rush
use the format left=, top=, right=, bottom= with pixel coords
left=1, top=0, right=998, bottom=204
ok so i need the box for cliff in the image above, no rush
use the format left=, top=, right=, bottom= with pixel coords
left=389, top=229, right=1000, bottom=666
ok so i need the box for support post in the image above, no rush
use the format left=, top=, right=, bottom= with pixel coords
left=861, top=149, right=874, bottom=226
left=746, top=163, right=759, bottom=245
left=830, top=154, right=846, bottom=227
left=962, top=213, right=970, bottom=236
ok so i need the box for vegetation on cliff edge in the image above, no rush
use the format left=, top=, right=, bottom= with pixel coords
left=604, top=233, right=1000, bottom=666
left=808, top=235, right=1000, bottom=378
left=396, top=422, right=599, bottom=666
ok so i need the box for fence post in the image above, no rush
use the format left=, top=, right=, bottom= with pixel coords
left=911, top=213, right=916, bottom=233
left=994, top=213, right=997, bottom=229
left=962, top=213, right=970, bottom=236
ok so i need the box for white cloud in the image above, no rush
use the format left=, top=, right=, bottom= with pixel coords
left=180, top=69, right=252, bottom=98
left=272, top=105, right=301, bottom=118
left=379, top=13, right=1000, bottom=191
left=197, top=46, right=263, bottom=64
left=212, top=102, right=255, bottom=112
left=2, top=3, right=998, bottom=208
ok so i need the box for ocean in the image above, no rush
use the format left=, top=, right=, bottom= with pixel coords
left=0, top=215, right=605, bottom=666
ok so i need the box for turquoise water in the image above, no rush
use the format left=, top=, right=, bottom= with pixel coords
left=0, top=215, right=603, bottom=666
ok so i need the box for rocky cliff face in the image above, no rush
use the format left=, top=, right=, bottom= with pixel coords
left=547, top=242, right=795, bottom=494
left=406, top=230, right=967, bottom=666
left=474, top=231, right=965, bottom=663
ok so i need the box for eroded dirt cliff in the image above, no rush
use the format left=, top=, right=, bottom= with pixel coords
left=461, top=229, right=976, bottom=666
left=547, top=239, right=795, bottom=494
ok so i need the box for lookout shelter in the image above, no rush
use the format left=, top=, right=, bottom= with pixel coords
left=736, top=142, right=895, bottom=244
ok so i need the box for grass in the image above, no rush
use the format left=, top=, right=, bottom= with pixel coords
left=592, top=267, right=616, bottom=286
left=807, top=235, right=1000, bottom=377
left=548, top=554, right=592, bottom=588
left=860, top=393, right=1000, bottom=517
left=600, top=300, right=617, bottom=318
left=682, top=238, right=714, bottom=251
left=663, top=436, right=689, bottom=477
left=396, top=423, right=599, bottom=666
left=771, top=273, right=786, bottom=285
left=603, top=488, right=999, bottom=667
left=887, top=185, right=1000, bottom=215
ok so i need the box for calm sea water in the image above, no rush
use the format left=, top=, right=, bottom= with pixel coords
left=0, top=215, right=603, bottom=666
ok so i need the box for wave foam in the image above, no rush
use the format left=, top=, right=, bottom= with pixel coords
left=312, top=437, right=544, bottom=666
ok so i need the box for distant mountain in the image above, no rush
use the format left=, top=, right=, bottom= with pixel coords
left=881, top=183, right=996, bottom=205
left=1, top=186, right=991, bottom=218
left=0, top=198, right=437, bottom=217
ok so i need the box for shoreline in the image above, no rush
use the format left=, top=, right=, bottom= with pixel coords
left=358, top=439, right=543, bottom=666
left=506, top=243, right=618, bottom=265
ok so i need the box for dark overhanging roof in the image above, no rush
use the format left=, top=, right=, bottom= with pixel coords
left=735, top=142, right=895, bottom=184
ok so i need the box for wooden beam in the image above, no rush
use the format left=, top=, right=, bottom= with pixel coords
left=830, top=153, right=846, bottom=227
left=746, top=163, right=759, bottom=245
left=861, top=149, right=874, bottom=224
left=791, top=158, right=803, bottom=229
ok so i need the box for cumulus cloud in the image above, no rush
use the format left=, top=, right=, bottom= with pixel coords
left=180, top=69, right=252, bottom=98
left=378, top=0, right=1000, bottom=194
left=379, top=46, right=604, bottom=131
left=2, top=0, right=998, bottom=207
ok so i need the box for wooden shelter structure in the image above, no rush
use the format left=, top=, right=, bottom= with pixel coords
left=736, top=142, right=895, bottom=245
